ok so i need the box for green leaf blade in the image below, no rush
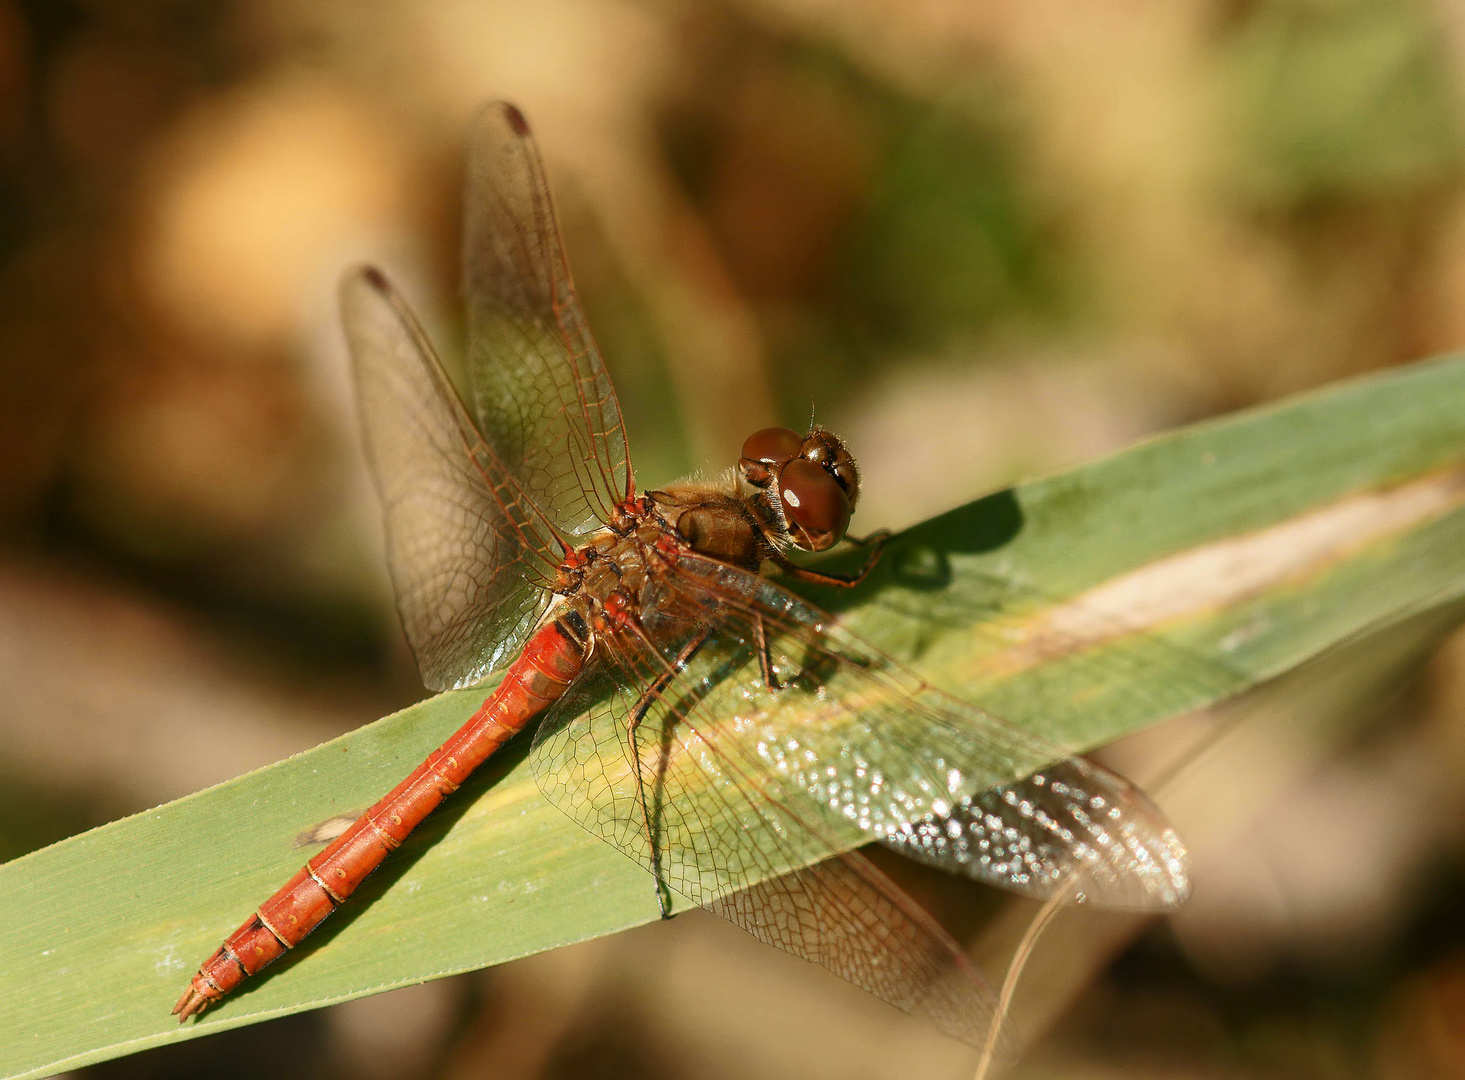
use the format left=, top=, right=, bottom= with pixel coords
left=5, top=355, right=1465, bottom=1078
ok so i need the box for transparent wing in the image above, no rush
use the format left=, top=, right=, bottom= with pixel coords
left=542, top=548, right=1186, bottom=893
left=340, top=267, right=562, bottom=689
left=663, top=555, right=1189, bottom=907
left=881, top=760, right=1189, bottom=910
left=529, top=553, right=1188, bottom=1040
left=709, top=857, right=994, bottom=1047
left=463, top=102, right=632, bottom=538
left=530, top=648, right=996, bottom=1046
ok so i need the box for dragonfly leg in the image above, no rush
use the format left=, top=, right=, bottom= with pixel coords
left=752, top=614, right=781, bottom=691
left=766, top=529, right=887, bottom=588
left=754, top=609, right=873, bottom=695
left=756, top=609, right=873, bottom=685
left=846, top=527, right=892, bottom=549
left=625, top=625, right=713, bottom=919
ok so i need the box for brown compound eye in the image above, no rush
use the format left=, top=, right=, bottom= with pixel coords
left=798, top=429, right=860, bottom=509
left=739, top=426, right=804, bottom=488
left=779, top=458, right=852, bottom=552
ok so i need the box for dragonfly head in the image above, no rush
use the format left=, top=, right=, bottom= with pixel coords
left=738, top=426, right=860, bottom=552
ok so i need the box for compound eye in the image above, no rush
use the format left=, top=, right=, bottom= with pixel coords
left=780, top=458, right=852, bottom=552
left=740, top=427, right=805, bottom=488
left=796, top=429, right=860, bottom=507
left=742, top=427, right=804, bottom=464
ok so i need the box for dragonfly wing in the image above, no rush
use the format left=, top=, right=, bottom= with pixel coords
left=881, top=759, right=1189, bottom=910
left=706, top=854, right=994, bottom=1047
left=529, top=648, right=996, bottom=1046
left=649, top=552, right=1192, bottom=912
left=340, top=267, right=559, bottom=689
left=462, top=102, right=632, bottom=537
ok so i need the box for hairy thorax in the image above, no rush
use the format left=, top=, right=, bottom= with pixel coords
left=649, top=474, right=769, bottom=572
left=550, top=474, right=771, bottom=638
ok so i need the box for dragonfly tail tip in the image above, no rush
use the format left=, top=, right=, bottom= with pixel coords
left=171, top=986, right=209, bottom=1022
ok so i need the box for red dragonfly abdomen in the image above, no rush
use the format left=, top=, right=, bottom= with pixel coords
left=172, top=618, right=586, bottom=1020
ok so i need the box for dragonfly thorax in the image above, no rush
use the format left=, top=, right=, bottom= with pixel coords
left=554, top=505, right=668, bottom=609
left=553, top=430, right=867, bottom=647
left=647, top=483, right=767, bottom=572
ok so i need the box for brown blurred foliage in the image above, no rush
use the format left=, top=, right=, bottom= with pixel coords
left=3, top=1, right=1465, bottom=1077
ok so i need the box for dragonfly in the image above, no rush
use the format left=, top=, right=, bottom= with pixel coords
left=173, top=102, right=1189, bottom=1043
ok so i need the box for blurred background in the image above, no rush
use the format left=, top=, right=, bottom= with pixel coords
left=3, top=0, right=1465, bottom=1077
